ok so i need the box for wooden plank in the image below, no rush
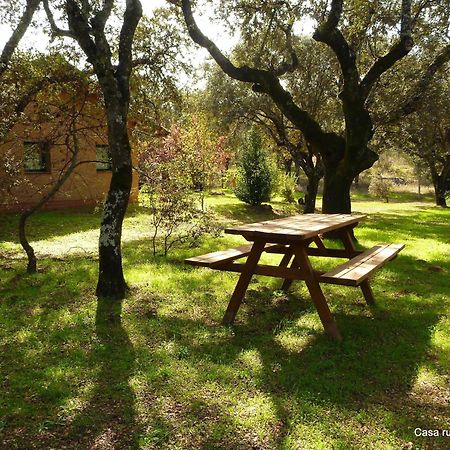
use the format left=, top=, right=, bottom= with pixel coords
left=222, top=241, right=266, bottom=325
left=278, top=247, right=294, bottom=289
left=338, top=227, right=376, bottom=305
left=293, top=244, right=342, bottom=341
left=320, top=243, right=405, bottom=286
left=360, top=281, right=375, bottom=305
left=225, top=214, right=366, bottom=242
left=281, top=254, right=300, bottom=291
left=264, top=245, right=289, bottom=254
left=215, top=262, right=312, bottom=281
left=185, top=243, right=281, bottom=267
left=306, top=247, right=362, bottom=258
left=313, top=236, right=327, bottom=251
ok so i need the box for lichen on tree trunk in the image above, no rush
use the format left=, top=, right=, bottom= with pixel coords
left=95, top=106, right=134, bottom=299
left=96, top=163, right=133, bottom=299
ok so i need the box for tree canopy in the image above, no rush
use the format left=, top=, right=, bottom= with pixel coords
left=179, top=0, right=450, bottom=212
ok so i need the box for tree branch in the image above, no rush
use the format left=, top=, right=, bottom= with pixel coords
left=91, top=0, right=115, bottom=30
left=117, top=0, right=143, bottom=80
left=380, top=44, right=450, bottom=124
left=181, top=0, right=257, bottom=83
left=273, top=24, right=299, bottom=77
left=312, top=0, right=360, bottom=93
left=0, top=0, right=42, bottom=76
left=131, top=51, right=165, bottom=68
left=43, top=0, right=75, bottom=39
left=65, top=0, right=102, bottom=70
left=360, top=0, right=414, bottom=98
left=180, top=0, right=332, bottom=150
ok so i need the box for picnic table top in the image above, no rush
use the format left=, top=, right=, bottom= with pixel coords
left=225, top=213, right=366, bottom=241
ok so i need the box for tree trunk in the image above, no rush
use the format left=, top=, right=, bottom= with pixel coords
left=304, top=174, right=319, bottom=214
left=18, top=212, right=37, bottom=273
left=433, top=175, right=447, bottom=207
left=284, top=158, right=292, bottom=175
left=322, top=167, right=353, bottom=214
left=95, top=109, right=133, bottom=300
left=428, top=157, right=449, bottom=208
left=17, top=121, right=81, bottom=274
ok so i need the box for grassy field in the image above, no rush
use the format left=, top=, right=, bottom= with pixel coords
left=0, top=192, right=449, bottom=449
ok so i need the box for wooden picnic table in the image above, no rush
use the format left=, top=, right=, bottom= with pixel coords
left=186, top=214, right=404, bottom=341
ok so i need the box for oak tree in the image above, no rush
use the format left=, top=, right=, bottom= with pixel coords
left=179, top=0, right=450, bottom=213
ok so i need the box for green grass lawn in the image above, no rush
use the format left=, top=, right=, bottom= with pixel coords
left=0, top=192, right=449, bottom=449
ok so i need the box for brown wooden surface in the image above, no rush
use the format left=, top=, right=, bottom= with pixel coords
left=213, top=262, right=313, bottom=280
left=338, top=228, right=376, bottom=305
left=360, top=281, right=376, bottom=305
left=185, top=214, right=404, bottom=341
left=225, top=214, right=366, bottom=242
left=306, top=247, right=362, bottom=258
left=185, top=243, right=281, bottom=267
left=292, top=244, right=342, bottom=341
left=222, top=241, right=266, bottom=325
left=320, top=243, right=405, bottom=286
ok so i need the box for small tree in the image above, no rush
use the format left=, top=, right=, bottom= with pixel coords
left=181, top=113, right=222, bottom=210
left=369, top=172, right=392, bottom=203
left=235, top=129, right=273, bottom=206
left=139, top=125, right=220, bottom=256
left=279, top=172, right=298, bottom=204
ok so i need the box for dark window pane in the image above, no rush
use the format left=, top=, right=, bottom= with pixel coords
left=96, top=145, right=112, bottom=171
left=24, top=142, right=50, bottom=173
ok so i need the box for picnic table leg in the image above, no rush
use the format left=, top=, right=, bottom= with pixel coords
left=278, top=249, right=295, bottom=291
left=340, top=228, right=376, bottom=305
left=293, top=245, right=342, bottom=341
left=222, top=240, right=266, bottom=325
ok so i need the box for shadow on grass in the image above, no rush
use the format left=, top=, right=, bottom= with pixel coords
left=0, top=204, right=147, bottom=246
left=0, top=275, right=140, bottom=449
left=359, top=211, right=450, bottom=245
left=1, top=235, right=448, bottom=448
left=126, top=290, right=444, bottom=448
left=122, top=245, right=448, bottom=447
left=350, top=189, right=435, bottom=204
left=56, top=298, right=140, bottom=449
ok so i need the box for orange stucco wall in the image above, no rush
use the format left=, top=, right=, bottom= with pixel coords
left=0, top=96, right=139, bottom=213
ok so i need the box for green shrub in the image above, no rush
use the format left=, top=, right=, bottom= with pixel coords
left=139, top=125, right=221, bottom=256
left=279, top=172, right=298, bottom=203
left=369, top=172, right=393, bottom=203
left=234, top=129, right=274, bottom=206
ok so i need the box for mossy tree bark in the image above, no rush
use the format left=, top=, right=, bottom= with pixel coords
left=429, top=156, right=449, bottom=208
left=304, top=172, right=320, bottom=214
left=258, top=111, right=324, bottom=213
left=45, top=0, right=143, bottom=299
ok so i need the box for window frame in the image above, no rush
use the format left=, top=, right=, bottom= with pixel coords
left=23, top=141, right=51, bottom=174
left=96, top=144, right=112, bottom=172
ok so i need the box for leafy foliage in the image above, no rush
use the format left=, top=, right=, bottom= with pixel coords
left=235, top=128, right=274, bottom=206
left=139, top=124, right=220, bottom=256
left=279, top=172, right=298, bottom=204
left=369, top=171, right=392, bottom=203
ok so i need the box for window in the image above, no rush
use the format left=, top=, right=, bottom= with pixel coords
left=96, top=145, right=112, bottom=171
left=23, top=141, right=50, bottom=173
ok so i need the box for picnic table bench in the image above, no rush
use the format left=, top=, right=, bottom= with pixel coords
left=185, top=214, right=404, bottom=340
